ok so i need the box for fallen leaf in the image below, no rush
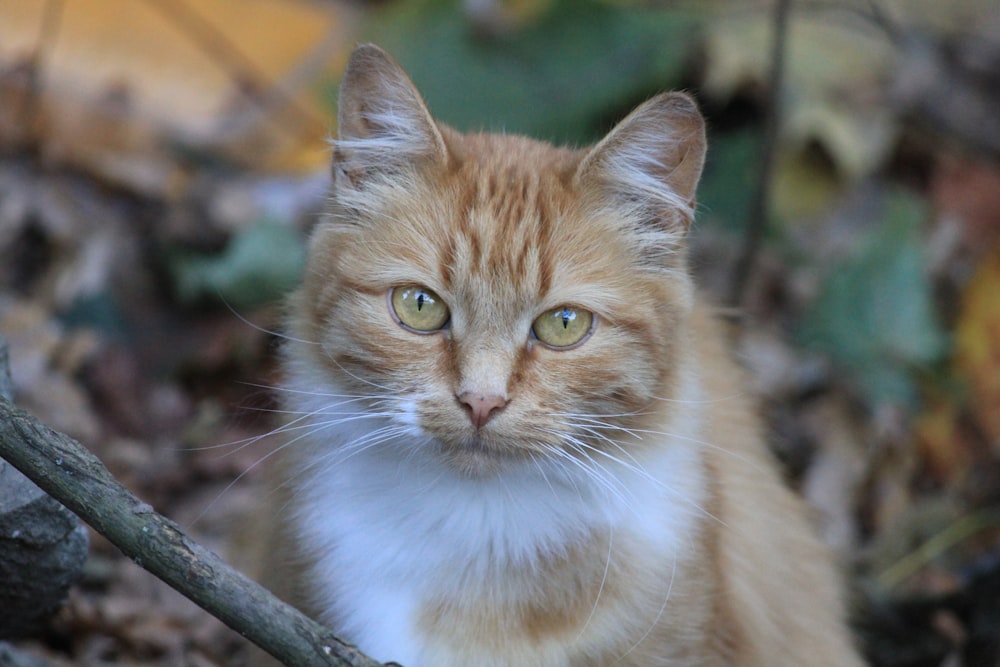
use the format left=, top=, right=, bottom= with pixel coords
left=914, top=396, right=974, bottom=485
left=0, top=0, right=360, bottom=195
left=0, top=298, right=100, bottom=442
left=931, top=154, right=1000, bottom=252
left=168, top=219, right=305, bottom=309
left=701, top=9, right=897, bottom=219
left=954, top=247, right=1000, bottom=448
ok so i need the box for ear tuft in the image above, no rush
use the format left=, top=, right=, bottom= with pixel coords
left=576, top=92, right=706, bottom=230
left=333, top=44, right=447, bottom=188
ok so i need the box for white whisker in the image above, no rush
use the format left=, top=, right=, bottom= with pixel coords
left=576, top=525, right=614, bottom=644
left=614, top=552, right=677, bottom=664
left=219, top=297, right=318, bottom=346
left=537, top=421, right=727, bottom=529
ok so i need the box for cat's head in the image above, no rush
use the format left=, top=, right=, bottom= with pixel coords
left=289, top=44, right=706, bottom=477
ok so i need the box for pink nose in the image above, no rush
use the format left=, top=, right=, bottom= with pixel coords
left=458, top=392, right=507, bottom=429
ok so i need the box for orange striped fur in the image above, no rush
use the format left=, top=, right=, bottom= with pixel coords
left=252, top=44, right=865, bottom=667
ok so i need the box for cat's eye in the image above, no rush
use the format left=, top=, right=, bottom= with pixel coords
left=390, top=285, right=450, bottom=333
left=531, top=306, right=594, bottom=349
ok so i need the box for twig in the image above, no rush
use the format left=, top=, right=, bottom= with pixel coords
left=141, top=0, right=328, bottom=140
left=727, top=0, right=793, bottom=309
left=18, top=0, right=66, bottom=136
left=0, top=335, right=386, bottom=667
left=877, top=509, right=1000, bottom=591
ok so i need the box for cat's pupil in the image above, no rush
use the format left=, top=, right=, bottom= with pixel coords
left=417, top=293, right=426, bottom=310
left=560, top=309, right=572, bottom=328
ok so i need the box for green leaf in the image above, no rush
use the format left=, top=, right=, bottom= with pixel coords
left=169, top=220, right=305, bottom=310
left=354, top=0, right=704, bottom=145
left=798, top=191, right=946, bottom=407
left=698, top=127, right=762, bottom=232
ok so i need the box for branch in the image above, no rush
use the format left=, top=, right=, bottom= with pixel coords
left=142, top=0, right=328, bottom=138
left=0, top=335, right=387, bottom=667
left=727, top=0, right=792, bottom=309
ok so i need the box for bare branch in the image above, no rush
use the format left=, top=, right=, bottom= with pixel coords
left=728, top=0, right=792, bottom=310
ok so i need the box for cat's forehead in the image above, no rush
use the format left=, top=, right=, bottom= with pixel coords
left=412, top=135, right=632, bottom=318
left=341, top=131, right=654, bottom=321
left=433, top=136, right=596, bottom=297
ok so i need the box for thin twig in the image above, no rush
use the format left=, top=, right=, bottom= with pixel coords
left=211, top=22, right=351, bottom=145
left=877, top=509, right=1000, bottom=591
left=727, top=0, right=793, bottom=309
left=19, top=0, right=66, bottom=135
left=141, top=0, right=328, bottom=139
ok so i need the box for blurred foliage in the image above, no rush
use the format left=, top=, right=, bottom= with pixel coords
left=358, top=0, right=703, bottom=144
left=698, top=127, right=762, bottom=233
left=0, top=0, right=356, bottom=193
left=955, top=248, right=1000, bottom=444
left=168, top=220, right=305, bottom=310
left=799, top=191, right=946, bottom=408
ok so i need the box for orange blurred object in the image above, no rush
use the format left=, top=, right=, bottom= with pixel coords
left=0, top=0, right=360, bottom=196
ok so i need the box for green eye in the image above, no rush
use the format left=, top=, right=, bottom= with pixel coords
left=531, top=306, right=594, bottom=349
left=390, top=285, right=450, bottom=332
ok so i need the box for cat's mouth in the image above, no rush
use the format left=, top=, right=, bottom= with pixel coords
left=434, top=431, right=534, bottom=477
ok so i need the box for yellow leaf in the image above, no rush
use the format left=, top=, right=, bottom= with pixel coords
left=0, top=0, right=361, bottom=195
left=955, top=248, right=1000, bottom=447
left=702, top=9, right=896, bottom=217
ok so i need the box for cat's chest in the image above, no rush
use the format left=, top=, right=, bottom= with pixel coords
left=293, top=455, right=594, bottom=664
left=295, top=447, right=621, bottom=587
left=289, top=435, right=708, bottom=663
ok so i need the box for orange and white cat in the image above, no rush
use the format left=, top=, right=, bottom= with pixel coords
left=262, top=44, right=865, bottom=666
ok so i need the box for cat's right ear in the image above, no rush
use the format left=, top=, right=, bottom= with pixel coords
left=575, top=93, right=706, bottom=231
left=332, top=44, right=448, bottom=189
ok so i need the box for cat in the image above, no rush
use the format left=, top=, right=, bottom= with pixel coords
left=255, top=43, right=865, bottom=667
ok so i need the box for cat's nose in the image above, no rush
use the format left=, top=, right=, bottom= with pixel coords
left=458, top=392, right=507, bottom=429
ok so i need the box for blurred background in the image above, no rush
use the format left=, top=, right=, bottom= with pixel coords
left=1, top=0, right=999, bottom=665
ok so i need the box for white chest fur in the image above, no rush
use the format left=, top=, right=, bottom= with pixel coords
left=287, top=414, right=708, bottom=666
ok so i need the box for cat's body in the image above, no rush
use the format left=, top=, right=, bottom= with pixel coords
left=257, top=45, right=864, bottom=667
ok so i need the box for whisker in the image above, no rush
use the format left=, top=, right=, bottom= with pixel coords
left=535, top=425, right=726, bottom=529
left=550, top=412, right=770, bottom=477
left=185, top=418, right=328, bottom=528
left=528, top=452, right=558, bottom=499
left=614, top=553, right=677, bottom=664
left=290, top=423, right=410, bottom=480
left=238, top=380, right=390, bottom=402
left=648, top=392, right=746, bottom=406
left=219, top=297, right=319, bottom=346
left=576, top=525, right=614, bottom=644
left=544, top=437, right=634, bottom=509
left=183, top=404, right=395, bottom=459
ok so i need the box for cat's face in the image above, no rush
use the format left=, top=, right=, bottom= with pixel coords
left=289, top=45, right=706, bottom=477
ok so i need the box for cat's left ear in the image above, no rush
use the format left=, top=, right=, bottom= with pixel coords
left=332, top=44, right=448, bottom=189
left=576, top=93, right=706, bottom=230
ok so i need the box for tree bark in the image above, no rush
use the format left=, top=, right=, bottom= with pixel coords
left=0, top=335, right=387, bottom=667
left=0, top=460, right=88, bottom=639
left=0, top=330, right=89, bottom=640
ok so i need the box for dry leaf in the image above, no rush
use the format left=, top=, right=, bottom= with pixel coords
left=914, top=397, right=974, bottom=485
left=0, top=298, right=100, bottom=442
left=955, top=248, right=1000, bottom=448
left=701, top=10, right=896, bottom=219
left=931, top=154, right=1000, bottom=252
left=0, top=0, right=361, bottom=196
